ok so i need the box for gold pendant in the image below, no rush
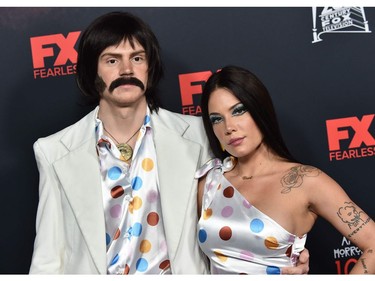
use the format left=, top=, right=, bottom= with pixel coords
left=117, top=143, right=133, bottom=161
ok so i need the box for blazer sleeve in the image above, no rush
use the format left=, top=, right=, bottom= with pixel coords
left=29, top=139, right=66, bottom=274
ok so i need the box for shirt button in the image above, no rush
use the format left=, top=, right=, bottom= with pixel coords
left=124, top=194, right=133, bottom=202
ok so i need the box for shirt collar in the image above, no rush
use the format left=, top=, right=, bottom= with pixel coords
left=94, top=106, right=152, bottom=144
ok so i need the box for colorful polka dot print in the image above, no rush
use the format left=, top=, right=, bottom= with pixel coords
left=196, top=157, right=307, bottom=274
left=95, top=110, right=171, bottom=274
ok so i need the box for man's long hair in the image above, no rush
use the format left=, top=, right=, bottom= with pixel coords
left=76, top=11, right=163, bottom=112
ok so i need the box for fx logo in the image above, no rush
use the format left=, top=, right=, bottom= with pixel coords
left=326, top=114, right=375, bottom=151
left=30, top=31, right=80, bottom=69
left=178, top=70, right=220, bottom=115
left=179, top=71, right=212, bottom=107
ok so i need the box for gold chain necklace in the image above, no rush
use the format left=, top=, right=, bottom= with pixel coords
left=103, top=124, right=142, bottom=161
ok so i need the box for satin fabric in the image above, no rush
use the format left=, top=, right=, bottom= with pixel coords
left=196, top=158, right=307, bottom=274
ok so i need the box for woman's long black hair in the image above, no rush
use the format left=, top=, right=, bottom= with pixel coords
left=201, top=65, right=298, bottom=163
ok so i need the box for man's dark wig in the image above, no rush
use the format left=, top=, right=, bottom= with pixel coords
left=76, top=11, right=163, bottom=112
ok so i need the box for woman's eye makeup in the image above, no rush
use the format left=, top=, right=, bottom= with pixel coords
left=209, top=114, right=223, bottom=124
left=232, top=103, right=247, bottom=116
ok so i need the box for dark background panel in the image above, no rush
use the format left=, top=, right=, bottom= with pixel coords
left=0, top=7, right=373, bottom=274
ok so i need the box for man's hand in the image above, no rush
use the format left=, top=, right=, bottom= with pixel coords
left=281, top=248, right=310, bottom=274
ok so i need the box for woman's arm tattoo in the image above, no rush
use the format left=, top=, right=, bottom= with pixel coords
left=337, top=202, right=372, bottom=238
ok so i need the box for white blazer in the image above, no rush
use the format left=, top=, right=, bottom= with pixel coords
left=29, top=107, right=211, bottom=274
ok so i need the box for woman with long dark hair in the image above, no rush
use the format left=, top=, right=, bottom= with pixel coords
left=196, top=65, right=375, bottom=274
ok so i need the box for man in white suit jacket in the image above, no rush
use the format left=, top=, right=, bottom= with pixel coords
left=29, top=11, right=211, bottom=274
left=30, top=106, right=211, bottom=274
left=30, top=11, right=309, bottom=274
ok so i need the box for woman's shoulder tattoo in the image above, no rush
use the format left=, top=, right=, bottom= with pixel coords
left=280, top=165, right=321, bottom=194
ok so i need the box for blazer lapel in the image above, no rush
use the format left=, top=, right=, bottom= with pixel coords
left=52, top=109, right=107, bottom=274
left=151, top=110, right=201, bottom=261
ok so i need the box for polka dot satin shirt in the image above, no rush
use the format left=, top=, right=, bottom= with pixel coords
left=95, top=108, right=171, bottom=274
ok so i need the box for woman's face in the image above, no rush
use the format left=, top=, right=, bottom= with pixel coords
left=208, top=88, right=263, bottom=158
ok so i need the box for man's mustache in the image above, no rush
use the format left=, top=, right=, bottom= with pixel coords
left=109, top=77, right=145, bottom=93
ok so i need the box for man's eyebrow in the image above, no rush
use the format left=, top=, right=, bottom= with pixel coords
left=100, top=50, right=146, bottom=59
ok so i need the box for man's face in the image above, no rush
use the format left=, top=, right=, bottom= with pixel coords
left=97, top=39, right=149, bottom=107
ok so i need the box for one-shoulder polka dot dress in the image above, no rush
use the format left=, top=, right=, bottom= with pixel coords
left=196, top=158, right=306, bottom=274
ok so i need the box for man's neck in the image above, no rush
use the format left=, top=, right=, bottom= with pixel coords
left=98, top=100, right=147, bottom=142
